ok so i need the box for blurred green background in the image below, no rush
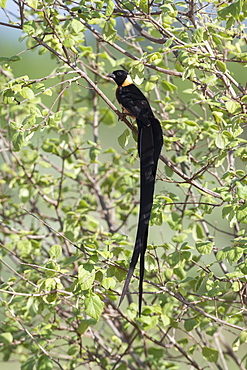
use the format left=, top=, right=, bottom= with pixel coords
left=1, top=3, right=247, bottom=368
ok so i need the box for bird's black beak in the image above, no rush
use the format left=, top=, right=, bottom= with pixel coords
left=107, top=73, right=115, bottom=80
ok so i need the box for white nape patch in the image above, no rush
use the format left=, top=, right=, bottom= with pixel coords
left=122, top=74, right=133, bottom=86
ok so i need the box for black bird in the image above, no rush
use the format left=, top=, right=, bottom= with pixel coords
left=108, top=70, right=163, bottom=315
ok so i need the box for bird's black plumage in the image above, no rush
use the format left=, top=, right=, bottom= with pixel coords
left=108, top=70, right=163, bottom=315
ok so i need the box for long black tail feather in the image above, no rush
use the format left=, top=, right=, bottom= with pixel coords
left=119, top=117, right=163, bottom=315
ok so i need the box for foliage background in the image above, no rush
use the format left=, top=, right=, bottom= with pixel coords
left=1, top=0, right=247, bottom=369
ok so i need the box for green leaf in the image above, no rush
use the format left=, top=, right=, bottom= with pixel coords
left=100, top=108, right=115, bottom=126
left=141, top=314, right=159, bottom=330
left=184, top=318, right=198, bottom=332
left=188, top=344, right=198, bottom=355
left=232, top=281, right=241, bottom=292
left=130, top=62, right=144, bottom=84
left=84, top=293, right=104, bottom=320
left=148, top=52, right=162, bottom=64
left=22, top=113, right=36, bottom=129
left=216, top=60, right=227, bottom=72
left=78, top=264, right=95, bottom=290
left=37, top=354, right=53, bottom=370
left=220, top=0, right=241, bottom=20
left=239, top=330, right=247, bottom=344
left=121, top=0, right=135, bottom=11
left=216, top=247, right=229, bottom=262
left=20, top=86, right=35, bottom=100
left=161, top=314, right=170, bottom=327
left=48, top=111, right=63, bottom=128
left=64, top=38, right=74, bottom=48
left=202, top=73, right=217, bottom=85
left=139, top=0, right=148, bottom=13
left=241, top=95, right=247, bottom=103
left=174, top=266, right=185, bottom=280
left=237, top=205, right=247, bottom=224
left=89, top=146, right=100, bottom=161
left=218, top=4, right=235, bottom=19
left=49, top=244, right=62, bottom=260
left=77, top=318, right=97, bottom=334
left=3, top=88, right=15, bottom=104
left=27, top=0, right=38, bottom=8
left=43, top=89, right=52, bottom=96
left=172, top=234, right=187, bottom=243
left=45, top=260, right=57, bottom=276
left=236, top=181, right=247, bottom=200
left=225, top=100, right=241, bottom=114
left=168, top=251, right=180, bottom=267
left=107, top=266, right=126, bottom=281
left=222, top=204, right=237, bottom=227
left=67, top=345, right=78, bottom=356
left=102, top=277, right=116, bottom=289
left=160, top=3, right=176, bottom=15
left=145, top=254, right=157, bottom=272
left=23, top=21, right=36, bottom=35
left=193, top=27, right=204, bottom=42
left=102, top=21, right=117, bottom=43
left=161, top=80, right=178, bottom=92
left=202, top=347, right=218, bottom=363
left=19, top=188, right=30, bottom=202
left=17, top=239, right=32, bottom=257
left=0, top=332, right=13, bottom=345
left=232, top=336, right=240, bottom=352
left=62, top=255, right=80, bottom=267
left=145, top=80, right=156, bottom=92
left=21, top=357, right=36, bottom=370
left=215, top=132, right=226, bottom=149
left=192, top=223, right=204, bottom=240
left=168, top=211, right=181, bottom=231
left=226, top=271, right=244, bottom=279
left=9, top=55, right=21, bottom=62
left=227, top=247, right=243, bottom=264
left=206, top=326, right=218, bottom=336
left=118, top=129, right=130, bottom=148
left=71, top=18, right=84, bottom=33
left=148, top=347, right=164, bottom=358
left=0, top=0, right=7, bottom=8
left=12, top=132, right=24, bottom=151
left=0, top=56, right=10, bottom=62
left=105, top=0, right=114, bottom=16
left=196, top=241, right=213, bottom=255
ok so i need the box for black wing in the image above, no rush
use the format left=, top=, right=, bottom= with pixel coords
left=117, top=84, right=154, bottom=126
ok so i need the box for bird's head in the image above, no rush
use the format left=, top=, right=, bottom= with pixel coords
left=107, top=70, right=133, bottom=87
